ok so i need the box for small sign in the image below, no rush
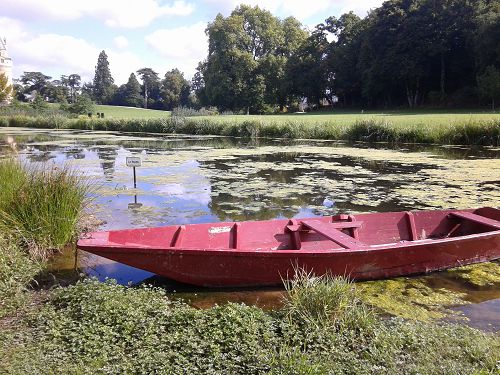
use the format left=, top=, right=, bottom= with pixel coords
left=128, top=203, right=143, bottom=209
left=126, top=156, right=142, bottom=167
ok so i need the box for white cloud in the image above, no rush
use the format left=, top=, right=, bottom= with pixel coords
left=203, top=0, right=383, bottom=20
left=145, top=22, right=207, bottom=78
left=339, top=0, right=383, bottom=17
left=1, top=0, right=194, bottom=28
left=4, top=19, right=145, bottom=84
left=114, top=36, right=129, bottom=49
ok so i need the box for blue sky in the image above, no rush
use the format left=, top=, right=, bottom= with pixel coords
left=1, top=0, right=383, bottom=84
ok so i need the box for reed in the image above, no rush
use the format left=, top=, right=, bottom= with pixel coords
left=0, top=159, right=88, bottom=260
left=1, top=113, right=499, bottom=145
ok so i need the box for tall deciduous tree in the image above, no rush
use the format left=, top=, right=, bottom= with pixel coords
left=202, top=5, right=306, bottom=113
left=92, top=51, right=115, bottom=104
left=20, top=72, right=52, bottom=96
left=161, top=69, right=190, bottom=110
left=286, top=30, right=329, bottom=107
left=477, top=65, right=500, bottom=110
left=67, top=74, right=81, bottom=103
left=137, top=68, right=161, bottom=109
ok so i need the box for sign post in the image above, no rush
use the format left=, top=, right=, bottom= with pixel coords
left=126, top=156, right=142, bottom=189
left=126, top=156, right=143, bottom=209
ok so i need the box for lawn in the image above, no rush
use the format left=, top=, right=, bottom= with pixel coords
left=94, top=105, right=171, bottom=119
left=193, top=109, right=500, bottom=127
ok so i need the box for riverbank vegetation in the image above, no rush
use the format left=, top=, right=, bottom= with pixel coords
left=1, top=107, right=500, bottom=145
left=0, top=159, right=87, bottom=318
left=1, top=275, right=498, bottom=373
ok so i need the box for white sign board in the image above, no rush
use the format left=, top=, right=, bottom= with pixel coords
left=126, top=156, right=142, bottom=167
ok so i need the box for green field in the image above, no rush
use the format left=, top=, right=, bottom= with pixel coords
left=86, top=105, right=500, bottom=125
left=94, top=105, right=171, bottom=119
left=194, top=110, right=500, bottom=127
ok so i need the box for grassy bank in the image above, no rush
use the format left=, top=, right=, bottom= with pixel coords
left=1, top=110, right=500, bottom=145
left=1, top=274, right=498, bottom=374
left=0, top=159, right=87, bottom=318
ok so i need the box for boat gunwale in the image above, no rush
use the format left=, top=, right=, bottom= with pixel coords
left=77, top=228, right=500, bottom=256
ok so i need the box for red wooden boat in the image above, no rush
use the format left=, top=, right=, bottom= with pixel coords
left=77, top=207, right=500, bottom=287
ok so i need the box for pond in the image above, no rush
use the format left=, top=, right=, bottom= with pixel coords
left=1, top=127, right=499, bottom=330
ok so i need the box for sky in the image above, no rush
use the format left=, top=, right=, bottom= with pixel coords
left=1, top=0, right=384, bottom=85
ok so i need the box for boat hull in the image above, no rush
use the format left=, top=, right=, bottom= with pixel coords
left=78, top=208, right=500, bottom=287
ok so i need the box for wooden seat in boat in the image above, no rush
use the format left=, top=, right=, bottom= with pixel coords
left=295, top=220, right=366, bottom=249
left=449, top=211, right=500, bottom=230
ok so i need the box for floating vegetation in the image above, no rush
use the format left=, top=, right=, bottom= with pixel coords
left=446, top=262, right=500, bottom=288
left=358, top=278, right=469, bottom=321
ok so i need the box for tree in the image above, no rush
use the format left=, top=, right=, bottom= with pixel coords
left=137, top=68, right=161, bottom=109
left=477, top=65, right=500, bottom=110
left=286, top=30, right=329, bottom=107
left=161, top=69, right=190, bottom=110
left=45, top=81, right=68, bottom=103
left=30, top=93, right=48, bottom=110
left=92, top=51, right=115, bottom=104
left=123, top=73, right=142, bottom=107
left=68, top=94, right=95, bottom=114
left=202, top=5, right=306, bottom=113
left=66, top=74, right=81, bottom=103
left=322, top=12, right=365, bottom=107
left=20, top=72, right=52, bottom=97
left=0, top=73, right=13, bottom=103
left=474, top=0, right=500, bottom=75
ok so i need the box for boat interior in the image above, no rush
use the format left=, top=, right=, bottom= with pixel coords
left=102, top=207, right=500, bottom=252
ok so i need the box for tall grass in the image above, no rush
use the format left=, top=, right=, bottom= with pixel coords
left=282, top=268, right=375, bottom=331
left=1, top=113, right=500, bottom=145
left=0, top=159, right=88, bottom=260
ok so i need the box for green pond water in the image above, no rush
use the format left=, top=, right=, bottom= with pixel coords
left=1, top=127, right=499, bottom=331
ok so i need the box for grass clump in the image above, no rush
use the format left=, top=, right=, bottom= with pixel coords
left=282, top=268, right=375, bottom=331
left=0, top=159, right=88, bottom=259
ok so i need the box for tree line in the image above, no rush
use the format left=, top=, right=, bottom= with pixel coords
left=13, top=53, right=192, bottom=112
left=11, top=0, right=500, bottom=113
left=195, top=1, right=500, bottom=112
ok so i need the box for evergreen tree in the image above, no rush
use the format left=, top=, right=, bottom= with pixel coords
left=92, top=51, right=115, bottom=104
left=123, top=73, right=142, bottom=107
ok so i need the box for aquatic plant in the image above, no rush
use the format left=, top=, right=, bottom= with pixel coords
left=1, top=111, right=500, bottom=145
left=0, top=159, right=89, bottom=259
